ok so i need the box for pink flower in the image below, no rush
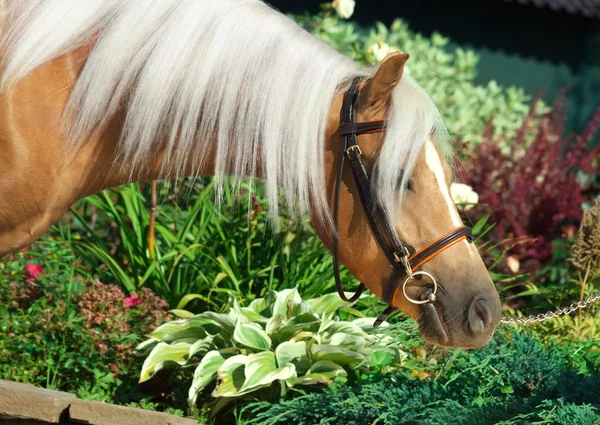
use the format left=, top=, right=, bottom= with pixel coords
left=124, top=294, right=142, bottom=308
left=25, top=263, right=43, bottom=280
left=20, top=246, right=30, bottom=258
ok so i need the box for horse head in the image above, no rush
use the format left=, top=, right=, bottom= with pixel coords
left=316, top=52, right=501, bottom=348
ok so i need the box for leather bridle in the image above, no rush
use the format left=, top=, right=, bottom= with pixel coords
left=332, top=77, right=474, bottom=327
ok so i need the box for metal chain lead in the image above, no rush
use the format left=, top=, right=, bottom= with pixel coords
left=501, top=292, right=600, bottom=325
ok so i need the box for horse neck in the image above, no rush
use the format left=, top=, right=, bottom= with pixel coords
left=0, top=22, right=351, bottom=255
left=0, top=38, right=347, bottom=249
left=76, top=83, right=346, bottom=203
left=52, top=53, right=226, bottom=198
left=76, top=127, right=220, bottom=197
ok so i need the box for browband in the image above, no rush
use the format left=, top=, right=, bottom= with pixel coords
left=339, top=121, right=388, bottom=137
left=333, top=76, right=474, bottom=326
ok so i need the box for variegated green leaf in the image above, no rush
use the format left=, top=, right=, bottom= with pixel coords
left=189, top=335, right=215, bottom=359
left=233, top=321, right=271, bottom=350
left=149, top=319, right=207, bottom=342
left=135, top=338, right=160, bottom=357
left=288, top=360, right=347, bottom=386
left=312, top=344, right=366, bottom=366
left=139, top=342, right=191, bottom=382
left=199, top=312, right=236, bottom=336
left=212, top=355, right=248, bottom=397
left=229, top=298, right=249, bottom=324
left=237, top=352, right=296, bottom=395
left=188, top=350, right=226, bottom=404
left=307, top=292, right=351, bottom=315
left=320, top=320, right=367, bottom=340
left=290, top=300, right=313, bottom=317
left=266, top=313, right=284, bottom=336
left=272, top=288, right=302, bottom=319
left=150, top=314, right=231, bottom=342
left=352, top=317, right=385, bottom=330
left=287, top=312, right=319, bottom=325
left=290, top=331, right=315, bottom=343
left=273, top=313, right=320, bottom=342
left=241, top=307, right=268, bottom=323
left=275, top=341, right=309, bottom=373
left=329, top=332, right=366, bottom=350
left=169, top=309, right=195, bottom=319
left=248, top=296, right=269, bottom=315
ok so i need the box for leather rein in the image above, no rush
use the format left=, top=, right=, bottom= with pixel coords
left=332, top=77, right=474, bottom=327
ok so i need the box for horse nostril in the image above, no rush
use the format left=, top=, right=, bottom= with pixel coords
left=468, top=298, right=491, bottom=336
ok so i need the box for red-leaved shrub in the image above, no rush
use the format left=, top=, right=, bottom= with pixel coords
left=458, top=94, right=600, bottom=273
left=77, top=281, right=171, bottom=373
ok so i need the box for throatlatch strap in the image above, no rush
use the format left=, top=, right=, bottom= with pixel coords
left=332, top=77, right=367, bottom=303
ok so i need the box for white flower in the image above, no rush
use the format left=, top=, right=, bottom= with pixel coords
left=450, top=183, right=479, bottom=210
left=367, top=41, right=399, bottom=64
left=332, top=0, right=355, bottom=19
left=506, top=255, right=520, bottom=273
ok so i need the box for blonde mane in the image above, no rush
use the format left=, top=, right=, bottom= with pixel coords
left=0, top=0, right=448, bottom=226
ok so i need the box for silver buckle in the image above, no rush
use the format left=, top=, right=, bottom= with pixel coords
left=345, top=145, right=362, bottom=156
left=393, top=246, right=413, bottom=277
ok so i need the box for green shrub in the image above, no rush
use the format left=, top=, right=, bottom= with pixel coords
left=136, top=288, right=407, bottom=413
left=295, top=3, right=545, bottom=146
left=69, top=180, right=356, bottom=309
left=0, top=236, right=170, bottom=404
left=244, top=329, right=600, bottom=425
left=0, top=237, right=93, bottom=389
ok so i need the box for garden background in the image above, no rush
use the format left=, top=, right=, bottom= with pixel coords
left=2, top=1, right=600, bottom=424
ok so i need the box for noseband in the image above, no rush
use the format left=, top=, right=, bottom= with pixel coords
left=332, top=77, right=474, bottom=327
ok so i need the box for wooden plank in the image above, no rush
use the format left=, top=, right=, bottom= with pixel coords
left=0, top=380, right=200, bottom=425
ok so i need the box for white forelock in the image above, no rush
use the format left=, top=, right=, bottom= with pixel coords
left=0, top=0, right=449, bottom=227
left=375, top=74, right=450, bottom=225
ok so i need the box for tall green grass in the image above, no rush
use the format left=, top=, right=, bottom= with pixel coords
left=66, top=178, right=357, bottom=310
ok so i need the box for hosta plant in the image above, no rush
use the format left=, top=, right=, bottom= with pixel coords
left=136, top=288, right=406, bottom=405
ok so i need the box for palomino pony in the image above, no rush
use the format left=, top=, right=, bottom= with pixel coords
left=0, top=0, right=501, bottom=348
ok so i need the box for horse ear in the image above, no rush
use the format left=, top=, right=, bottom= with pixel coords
left=368, top=52, right=409, bottom=109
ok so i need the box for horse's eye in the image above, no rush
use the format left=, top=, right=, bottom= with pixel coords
left=396, top=173, right=414, bottom=192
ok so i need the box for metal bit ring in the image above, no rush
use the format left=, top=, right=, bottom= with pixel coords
left=402, top=271, right=438, bottom=305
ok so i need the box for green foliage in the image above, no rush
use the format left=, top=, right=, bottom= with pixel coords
left=527, top=311, right=600, bottom=375
left=70, top=180, right=357, bottom=309
left=2, top=4, right=598, bottom=425
left=494, top=203, right=600, bottom=374
left=244, top=329, right=600, bottom=425
left=294, top=4, right=545, bottom=146
left=0, top=236, right=96, bottom=389
left=0, top=236, right=171, bottom=409
left=137, top=288, right=406, bottom=410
